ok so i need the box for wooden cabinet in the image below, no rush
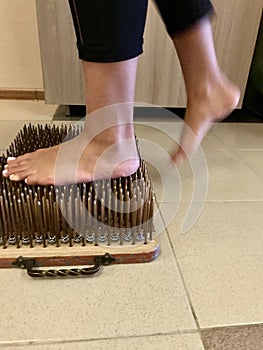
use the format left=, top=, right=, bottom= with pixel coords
left=36, top=0, right=262, bottom=107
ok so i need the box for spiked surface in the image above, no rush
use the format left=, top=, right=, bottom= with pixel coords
left=0, top=124, right=155, bottom=249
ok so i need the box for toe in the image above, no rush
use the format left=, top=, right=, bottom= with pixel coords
left=24, top=175, right=41, bottom=186
left=2, top=169, right=9, bottom=177
left=9, top=172, right=27, bottom=182
left=24, top=177, right=33, bottom=185
left=7, top=156, right=16, bottom=161
left=4, top=158, right=29, bottom=175
left=9, top=174, right=21, bottom=181
left=6, top=157, right=17, bottom=165
left=7, top=153, right=31, bottom=166
left=24, top=172, right=54, bottom=186
left=9, top=169, right=33, bottom=182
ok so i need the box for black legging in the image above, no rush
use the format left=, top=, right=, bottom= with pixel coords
left=68, top=0, right=214, bottom=63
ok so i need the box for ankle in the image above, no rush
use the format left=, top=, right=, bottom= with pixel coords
left=187, top=74, right=238, bottom=105
left=94, top=124, right=135, bottom=145
left=186, top=75, right=220, bottom=102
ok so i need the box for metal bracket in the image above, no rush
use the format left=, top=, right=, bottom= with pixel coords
left=12, top=254, right=116, bottom=278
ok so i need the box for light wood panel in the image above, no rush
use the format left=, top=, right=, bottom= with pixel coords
left=212, top=0, right=263, bottom=106
left=136, top=0, right=263, bottom=107
left=0, top=0, right=43, bottom=89
left=36, top=0, right=263, bottom=107
left=36, top=0, right=85, bottom=105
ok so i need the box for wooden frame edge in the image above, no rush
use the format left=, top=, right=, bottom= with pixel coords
left=0, top=89, right=45, bottom=101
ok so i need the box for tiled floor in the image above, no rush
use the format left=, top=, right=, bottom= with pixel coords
left=0, top=100, right=263, bottom=349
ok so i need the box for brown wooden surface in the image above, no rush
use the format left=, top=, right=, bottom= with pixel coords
left=0, top=239, right=160, bottom=269
left=0, top=89, right=45, bottom=100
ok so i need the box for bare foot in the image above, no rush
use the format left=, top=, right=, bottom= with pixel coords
left=2, top=125, right=139, bottom=186
left=171, top=77, right=240, bottom=165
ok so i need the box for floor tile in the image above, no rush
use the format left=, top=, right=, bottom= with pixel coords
left=201, top=131, right=229, bottom=152
left=204, top=150, right=263, bottom=201
left=212, top=123, right=263, bottom=150
left=163, top=201, right=263, bottom=328
left=138, top=144, right=263, bottom=202
left=201, top=324, right=263, bottom=350
left=0, top=227, right=197, bottom=342
left=0, top=333, right=205, bottom=350
left=134, top=122, right=263, bottom=202
left=234, top=150, right=263, bottom=180
left=158, top=201, right=203, bottom=236
left=135, top=122, right=228, bottom=153
left=134, top=122, right=210, bottom=203
left=0, top=100, right=57, bottom=121
left=0, top=112, right=262, bottom=346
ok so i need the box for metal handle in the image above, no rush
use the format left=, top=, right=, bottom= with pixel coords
left=12, top=254, right=116, bottom=278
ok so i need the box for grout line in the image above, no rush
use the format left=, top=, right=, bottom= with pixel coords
left=157, top=205, right=205, bottom=345
left=0, top=330, right=200, bottom=347
left=231, top=149, right=263, bottom=181
left=211, top=129, right=263, bottom=153
left=234, top=149, right=263, bottom=151
left=200, top=322, right=263, bottom=331
left=157, top=201, right=263, bottom=347
left=165, top=236, right=205, bottom=347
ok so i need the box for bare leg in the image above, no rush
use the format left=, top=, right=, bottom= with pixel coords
left=3, top=58, right=139, bottom=185
left=171, top=17, right=240, bottom=164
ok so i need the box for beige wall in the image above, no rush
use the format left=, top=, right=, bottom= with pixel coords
left=0, top=0, right=43, bottom=89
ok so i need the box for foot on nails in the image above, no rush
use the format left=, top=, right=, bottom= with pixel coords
left=2, top=127, right=139, bottom=186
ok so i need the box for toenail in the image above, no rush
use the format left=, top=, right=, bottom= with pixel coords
left=7, top=157, right=16, bottom=161
left=9, top=174, right=18, bottom=181
left=2, top=169, right=8, bottom=176
left=4, top=164, right=8, bottom=169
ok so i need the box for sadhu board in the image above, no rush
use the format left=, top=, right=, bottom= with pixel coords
left=0, top=124, right=160, bottom=277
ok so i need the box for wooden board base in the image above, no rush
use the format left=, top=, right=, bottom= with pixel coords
left=0, top=239, right=160, bottom=268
